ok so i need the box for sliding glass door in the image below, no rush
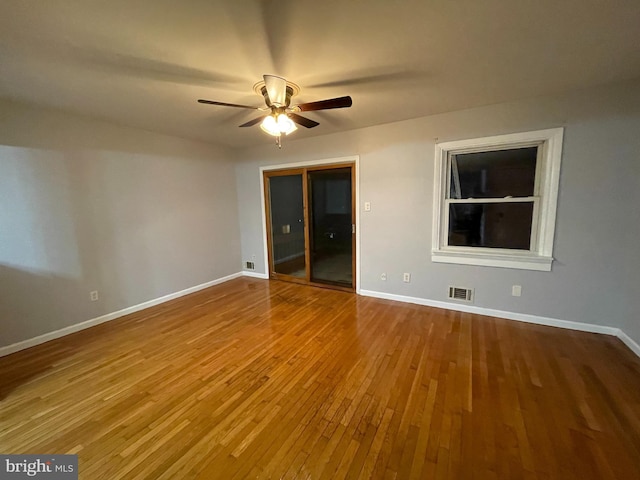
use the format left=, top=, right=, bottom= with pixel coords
left=265, top=171, right=307, bottom=281
left=308, top=168, right=353, bottom=287
left=264, top=164, right=355, bottom=291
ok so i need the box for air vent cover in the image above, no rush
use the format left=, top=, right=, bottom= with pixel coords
left=448, top=286, right=474, bottom=302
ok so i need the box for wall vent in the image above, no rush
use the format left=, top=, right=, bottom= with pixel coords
left=448, top=286, right=474, bottom=302
left=245, top=261, right=255, bottom=270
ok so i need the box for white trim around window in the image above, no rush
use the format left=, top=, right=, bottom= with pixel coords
left=432, top=128, right=564, bottom=271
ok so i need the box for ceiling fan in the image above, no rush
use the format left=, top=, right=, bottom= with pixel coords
left=198, top=74, right=352, bottom=147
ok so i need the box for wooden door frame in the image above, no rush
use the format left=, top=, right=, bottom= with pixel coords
left=260, top=156, right=360, bottom=292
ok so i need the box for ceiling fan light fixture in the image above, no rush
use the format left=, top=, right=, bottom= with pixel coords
left=260, top=114, right=297, bottom=136
left=260, top=115, right=278, bottom=136
left=277, top=115, right=297, bottom=135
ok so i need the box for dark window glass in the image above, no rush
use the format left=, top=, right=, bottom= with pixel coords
left=309, top=168, right=353, bottom=287
left=449, top=147, right=537, bottom=199
left=269, top=175, right=306, bottom=277
left=448, top=202, right=534, bottom=249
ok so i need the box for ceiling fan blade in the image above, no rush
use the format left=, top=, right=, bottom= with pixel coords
left=288, top=113, right=319, bottom=128
left=264, top=74, right=287, bottom=107
left=198, top=99, right=258, bottom=109
left=239, top=116, right=266, bottom=127
left=294, top=96, right=352, bottom=112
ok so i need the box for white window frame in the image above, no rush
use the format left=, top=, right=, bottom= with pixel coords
left=432, top=128, right=563, bottom=271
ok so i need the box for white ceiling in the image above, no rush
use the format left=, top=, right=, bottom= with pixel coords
left=1, top=0, right=639, bottom=148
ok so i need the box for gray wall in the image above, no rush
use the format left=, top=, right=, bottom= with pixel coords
left=235, top=79, right=640, bottom=345
left=3, top=79, right=639, bottom=351
left=0, top=100, right=241, bottom=348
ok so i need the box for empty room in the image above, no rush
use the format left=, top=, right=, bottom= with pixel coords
left=1, top=1, right=640, bottom=479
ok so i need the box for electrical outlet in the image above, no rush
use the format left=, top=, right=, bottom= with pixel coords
left=403, top=273, right=411, bottom=283
left=364, top=202, right=371, bottom=211
left=512, top=285, right=522, bottom=297
left=90, top=290, right=99, bottom=301
left=246, top=261, right=255, bottom=270
left=381, top=273, right=387, bottom=281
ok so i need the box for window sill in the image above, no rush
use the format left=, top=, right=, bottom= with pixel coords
left=431, top=249, right=553, bottom=271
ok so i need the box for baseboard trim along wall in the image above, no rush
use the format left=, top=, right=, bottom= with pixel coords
left=358, top=289, right=640, bottom=357
left=617, top=329, right=640, bottom=358
left=2, top=275, right=638, bottom=359
left=0, top=272, right=243, bottom=358
left=242, top=271, right=269, bottom=279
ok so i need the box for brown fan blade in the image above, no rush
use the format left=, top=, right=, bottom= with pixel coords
left=294, top=96, right=352, bottom=112
left=198, top=99, right=258, bottom=109
left=288, top=113, right=319, bottom=128
left=239, top=116, right=266, bottom=128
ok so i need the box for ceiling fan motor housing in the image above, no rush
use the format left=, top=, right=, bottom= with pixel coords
left=261, top=85, right=295, bottom=108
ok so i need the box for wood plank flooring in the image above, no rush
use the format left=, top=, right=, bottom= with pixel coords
left=1, top=278, right=640, bottom=479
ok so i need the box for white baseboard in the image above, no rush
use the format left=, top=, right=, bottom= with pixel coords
left=617, top=329, right=640, bottom=358
left=242, top=271, right=269, bottom=279
left=0, top=272, right=243, bottom=358
left=3, top=276, right=638, bottom=360
left=358, top=289, right=621, bottom=336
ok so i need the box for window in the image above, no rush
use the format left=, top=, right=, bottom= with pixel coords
left=432, top=128, right=563, bottom=271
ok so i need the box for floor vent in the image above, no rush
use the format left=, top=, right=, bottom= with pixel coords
left=245, top=261, right=255, bottom=270
left=448, top=286, right=474, bottom=302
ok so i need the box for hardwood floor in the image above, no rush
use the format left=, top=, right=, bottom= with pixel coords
left=1, top=278, right=640, bottom=479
